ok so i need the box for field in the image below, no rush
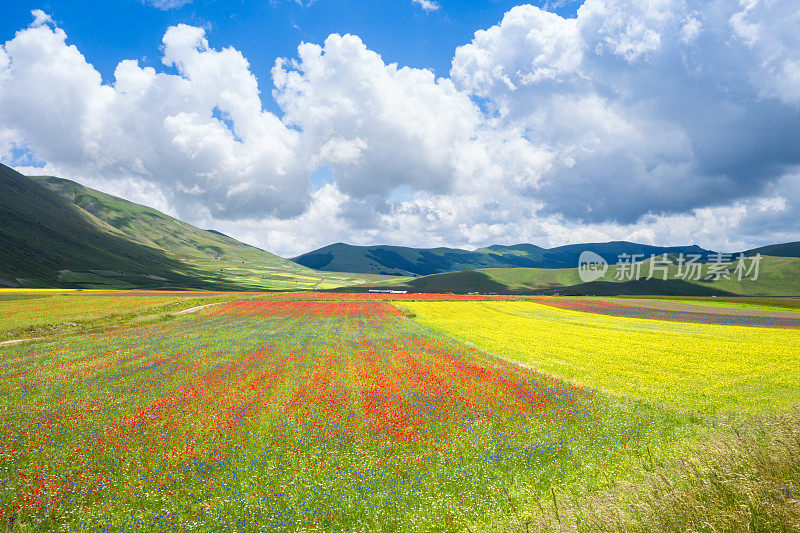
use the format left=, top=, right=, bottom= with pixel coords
left=0, top=290, right=238, bottom=342
left=618, top=296, right=800, bottom=312
left=1, top=292, right=798, bottom=531
left=404, top=300, right=800, bottom=414
left=526, top=297, right=800, bottom=328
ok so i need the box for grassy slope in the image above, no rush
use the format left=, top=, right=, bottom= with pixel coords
left=34, top=176, right=290, bottom=269
left=348, top=255, right=800, bottom=296
left=0, top=164, right=207, bottom=289
left=700, top=255, right=800, bottom=295
left=745, top=241, right=800, bottom=258
left=33, top=175, right=386, bottom=290
left=404, top=300, right=800, bottom=415
left=0, top=165, right=384, bottom=290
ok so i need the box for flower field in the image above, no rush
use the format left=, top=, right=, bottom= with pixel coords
left=528, top=297, right=800, bottom=328
left=405, top=300, right=800, bottom=414
left=0, top=299, right=692, bottom=531
left=259, top=292, right=526, bottom=301
left=0, top=291, right=215, bottom=340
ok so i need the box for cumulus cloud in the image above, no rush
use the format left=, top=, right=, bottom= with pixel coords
left=451, top=0, right=800, bottom=224
left=30, top=9, right=53, bottom=26
left=0, top=17, right=307, bottom=220
left=2, top=1, right=800, bottom=256
left=273, top=34, right=494, bottom=205
left=412, top=0, right=440, bottom=12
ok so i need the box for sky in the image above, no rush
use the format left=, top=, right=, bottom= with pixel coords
left=0, top=0, right=799, bottom=256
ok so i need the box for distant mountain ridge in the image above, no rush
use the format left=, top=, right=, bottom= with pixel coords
left=4, top=160, right=796, bottom=294
left=335, top=245, right=800, bottom=296
left=292, top=242, right=717, bottom=277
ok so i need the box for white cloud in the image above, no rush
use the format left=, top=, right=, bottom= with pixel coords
left=273, top=34, right=492, bottom=204
left=679, top=15, right=701, bottom=43
left=412, top=0, right=440, bottom=13
left=317, top=137, right=368, bottom=165
left=730, top=8, right=761, bottom=48
left=30, top=9, right=53, bottom=27
left=728, top=0, right=800, bottom=105
left=206, top=179, right=797, bottom=256
left=0, top=19, right=307, bottom=220
left=2, top=2, right=800, bottom=257
left=143, top=0, right=192, bottom=10
left=451, top=6, right=583, bottom=102
left=452, top=0, right=800, bottom=225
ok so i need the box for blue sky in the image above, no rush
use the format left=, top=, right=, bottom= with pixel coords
left=1, top=0, right=581, bottom=114
left=0, top=0, right=798, bottom=255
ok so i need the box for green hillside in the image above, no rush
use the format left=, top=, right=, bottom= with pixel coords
left=292, top=241, right=715, bottom=276
left=343, top=253, right=800, bottom=296
left=0, top=164, right=383, bottom=290
left=745, top=242, right=800, bottom=258
left=4, top=161, right=796, bottom=295
left=292, top=242, right=520, bottom=276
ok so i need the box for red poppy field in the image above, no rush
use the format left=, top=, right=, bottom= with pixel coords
left=0, top=299, right=694, bottom=531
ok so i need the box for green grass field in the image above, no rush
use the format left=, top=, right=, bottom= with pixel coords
left=0, top=290, right=242, bottom=342
left=1, top=292, right=798, bottom=531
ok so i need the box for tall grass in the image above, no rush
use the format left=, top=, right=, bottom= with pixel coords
left=492, top=407, right=800, bottom=532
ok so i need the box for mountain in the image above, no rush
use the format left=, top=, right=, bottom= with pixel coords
left=745, top=241, right=800, bottom=258
left=5, top=160, right=795, bottom=294
left=545, top=242, right=714, bottom=266
left=0, top=164, right=381, bottom=290
left=341, top=252, right=800, bottom=296
left=292, top=241, right=716, bottom=277
left=291, top=243, right=538, bottom=276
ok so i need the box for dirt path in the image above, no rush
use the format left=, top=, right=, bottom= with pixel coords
left=0, top=303, right=225, bottom=348
left=0, top=337, right=44, bottom=347
left=173, top=302, right=223, bottom=315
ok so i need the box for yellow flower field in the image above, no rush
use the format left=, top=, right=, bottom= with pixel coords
left=402, top=301, right=800, bottom=415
